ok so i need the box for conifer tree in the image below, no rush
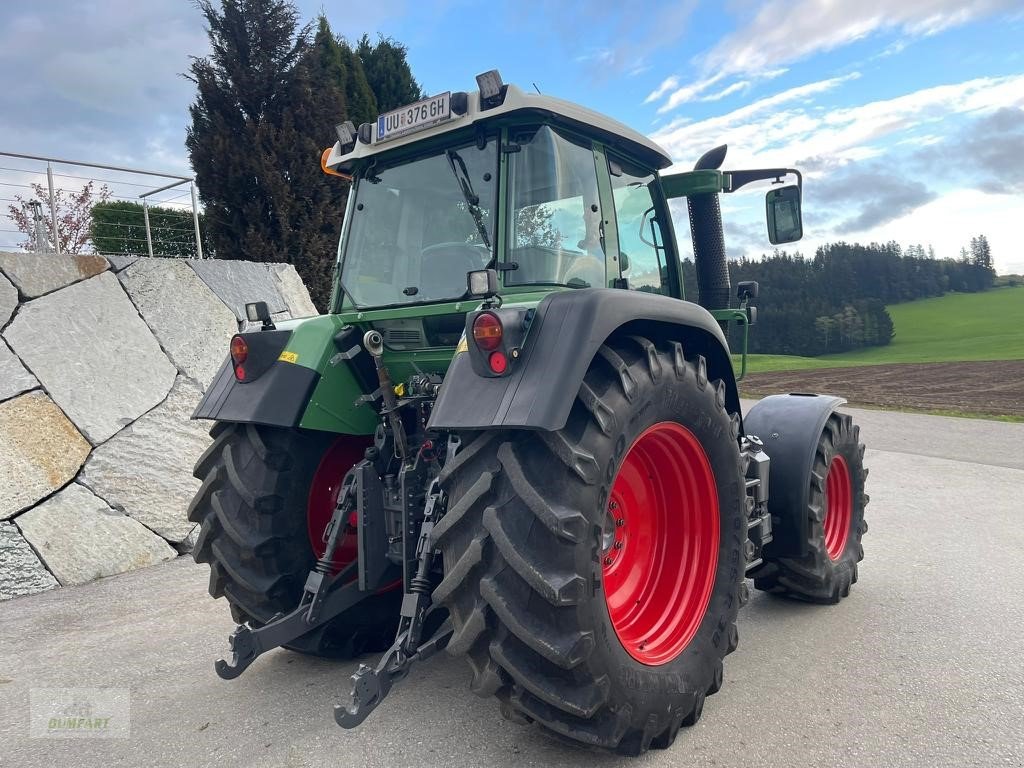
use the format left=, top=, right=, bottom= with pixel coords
left=186, top=3, right=423, bottom=309
left=357, top=34, right=423, bottom=112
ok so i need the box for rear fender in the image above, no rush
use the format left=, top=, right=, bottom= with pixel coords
left=193, top=317, right=376, bottom=435
left=743, top=394, right=847, bottom=557
left=428, top=288, right=741, bottom=431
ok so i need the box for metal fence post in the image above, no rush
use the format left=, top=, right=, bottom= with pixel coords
left=142, top=199, right=154, bottom=258
left=190, top=181, right=204, bottom=259
left=46, top=162, right=60, bottom=253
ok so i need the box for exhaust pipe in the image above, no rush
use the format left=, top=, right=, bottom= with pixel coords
left=688, top=145, right=730, bottom=312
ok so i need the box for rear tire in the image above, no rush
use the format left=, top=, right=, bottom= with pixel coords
left=751, top=413, right=868, bottom=603
left=431, top=336, right=746, bottom=755
left=187, top=422, right=400, bottom=657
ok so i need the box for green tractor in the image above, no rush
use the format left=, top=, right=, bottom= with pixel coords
left=188, top=70, right=868, bottom=755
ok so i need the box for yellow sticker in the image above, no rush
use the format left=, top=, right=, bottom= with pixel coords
left=455, top=334, right=469, bottom=355
left=278, top=350, right=298, bottom=364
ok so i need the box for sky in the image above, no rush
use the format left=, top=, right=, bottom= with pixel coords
left=1, top=0, right=1022, bottom=272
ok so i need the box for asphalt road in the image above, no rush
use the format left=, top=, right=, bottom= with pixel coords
left=2, top=406, right=1022, bottom=767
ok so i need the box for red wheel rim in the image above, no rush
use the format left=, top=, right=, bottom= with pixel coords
left=307, top=436, right=372, bottom=573
left=823, top=455, right=852, bottom=561
left=602, top=422, right=719, bottom=666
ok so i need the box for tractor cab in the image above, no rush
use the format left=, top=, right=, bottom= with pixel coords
left=322, top=72, right=682, bottom=314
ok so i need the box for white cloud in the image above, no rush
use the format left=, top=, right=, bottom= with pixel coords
left=655, top=75, right=1024, bottom=273
left=645, top=75, right=680, bottom=103
left=652, top=73, right=862, bottom=163
left=700, top=81, right=751, bottom=102
left=658, top=73, right=727, bottom=112
left=802, top=189, right=1023, bottom=272
left=656, top=66, right=788, bottom=112
left=653, top=74, right=1024, bottom=173
left=708, top=0, right=1016, bottom=79
left=650, top=0, right=1018, bottom=113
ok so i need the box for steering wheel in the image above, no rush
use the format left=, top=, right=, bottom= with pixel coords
left=421, top=242, right=489, bottom=267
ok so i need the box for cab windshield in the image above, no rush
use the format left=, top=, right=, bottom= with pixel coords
left=340, top=137, right=497, bottom=308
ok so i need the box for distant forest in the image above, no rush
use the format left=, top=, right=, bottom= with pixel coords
left=680, top=238, right=997, bottom=357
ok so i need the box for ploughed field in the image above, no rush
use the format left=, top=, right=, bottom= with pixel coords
left=741, top=359, right=1024, bottom=418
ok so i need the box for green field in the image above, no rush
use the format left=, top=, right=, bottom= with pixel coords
left=739, top=285, right=1024, bottom=374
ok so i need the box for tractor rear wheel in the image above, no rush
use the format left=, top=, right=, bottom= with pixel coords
left=751, top=413, right=868, bottom=602
left=431, top=336, right=746, bottom=755
left=187, top=423, right=400, bottom=657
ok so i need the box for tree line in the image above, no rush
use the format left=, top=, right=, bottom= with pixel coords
left=681, top=239, right=997, bottom=357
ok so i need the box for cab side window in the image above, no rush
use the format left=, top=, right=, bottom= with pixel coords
left=609, top=158, right=668, bottom=295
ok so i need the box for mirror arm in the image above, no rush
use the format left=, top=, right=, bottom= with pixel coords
left=725, top=168, right=803, bottom=193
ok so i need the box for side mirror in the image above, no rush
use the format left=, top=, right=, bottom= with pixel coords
left=766, top=185, right=803, bottom=245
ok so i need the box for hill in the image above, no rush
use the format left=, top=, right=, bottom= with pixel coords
left=740, top=285, right=1024, bottom=373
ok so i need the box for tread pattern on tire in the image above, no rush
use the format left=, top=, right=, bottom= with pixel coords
left=430, top=336, right=745, bottom=754
left=188, top=423, right=399, bottom=656
left=751, top=413, right=868, bottom=603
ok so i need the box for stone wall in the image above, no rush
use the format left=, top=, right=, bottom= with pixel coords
left=0, top=252, right=318, bottom=600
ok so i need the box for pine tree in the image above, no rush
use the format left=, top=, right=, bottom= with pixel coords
left=186, top=2, right=352, bottom=310
left=186, top=4, right=424, bottom=309
left=339, top=37, right=377, bottom=126
left=357, top=34, right=423, bottom=112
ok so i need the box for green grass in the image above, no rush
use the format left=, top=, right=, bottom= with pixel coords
left=738, top=285, right=1024, bottom=374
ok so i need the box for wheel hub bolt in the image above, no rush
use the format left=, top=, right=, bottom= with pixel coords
left=613, top=541, right=623, bottom=549
left=615, top=518, right=625, bottom=527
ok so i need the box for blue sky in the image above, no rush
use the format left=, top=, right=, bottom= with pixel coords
left=1, top=0, right=1022, bottom=271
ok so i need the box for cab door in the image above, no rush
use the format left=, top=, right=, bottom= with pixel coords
left=604, top=153, right=683, bottom=299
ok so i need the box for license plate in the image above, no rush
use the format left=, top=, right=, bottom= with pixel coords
left=377, top=92, right=452, bottom=142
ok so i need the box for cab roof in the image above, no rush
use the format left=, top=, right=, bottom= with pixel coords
left=324, top=84, right=673, bottom=173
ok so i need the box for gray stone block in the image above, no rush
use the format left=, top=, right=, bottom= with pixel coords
left=119, top=259, right=237, bottom=387
left=187, top=259, right=287, bottom=321
left=15, top=483, right=177, bottom=586
left=79, top=377, right=210, bottom=543
left=0, top=339, right=37, bottom=403
left=104, top=254, right=139, bottom=272
left=177, top=523, right=200, bottom=555
left=270, top=264, right=319, bottom=318
left=0, top=270, right=16, bottom=328
left=0, top=521, right=58, bottom=600
left=0, top=251, right=108, bottom=298
left=0, top=391, right=91, bottom=520
left=4, top=272, right=177, bottom=444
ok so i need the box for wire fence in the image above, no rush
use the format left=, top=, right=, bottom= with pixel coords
left=0, top=151, right=204, bottom=259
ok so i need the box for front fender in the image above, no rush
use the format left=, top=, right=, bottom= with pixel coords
left=428, top=288, right=737, bottom=431
left=744, top=393, right=847, bottom=557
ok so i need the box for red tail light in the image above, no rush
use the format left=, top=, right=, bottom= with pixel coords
left=472, top=312, right=503, bottom=351
left=488, top=351, right=508, bottom=374
left=230, top=335, right=248, bottom=381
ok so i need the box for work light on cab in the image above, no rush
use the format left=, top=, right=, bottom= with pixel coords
left=472, top=312, right=503, bottom=351
left=230, top=335, right=248, bottom=380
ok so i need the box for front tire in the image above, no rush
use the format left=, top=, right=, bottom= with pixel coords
left=751, top=412, right=868, bottom=603
left=430, top=336, right=746, bottom=754
left=187, top=423, right=400, bottom=657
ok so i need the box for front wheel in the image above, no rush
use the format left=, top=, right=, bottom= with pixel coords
left=751, top=412, right=868, bottom=602
left=430, top=336, right=747, bottom=755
